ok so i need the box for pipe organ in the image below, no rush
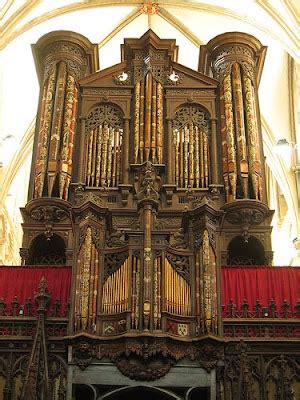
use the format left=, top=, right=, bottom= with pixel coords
left=21, top=29, right=274, bottom=386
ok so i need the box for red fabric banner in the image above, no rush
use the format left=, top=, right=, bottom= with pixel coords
left=0, top=266, right=72, bottom=315
left=221, top=266, right=300, bottom=314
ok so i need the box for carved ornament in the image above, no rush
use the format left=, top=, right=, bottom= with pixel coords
left=73, top=341, right=94, bottom=370
left=166, top=253, right=190, bottom=283
left=106, top=229, right=126, bottom=248
left=72, top=337, right=224, bottom=378
left=134, top=161, right=160, bottom=203
left=169, top=228, right=188, bottom=250
left=75, top=192, right=104, bottom=207
left=85, top=104, right=124, bottom=133
left=30, top=206, right=68, bottom=222
left=104, top=252, right=129, bottom=280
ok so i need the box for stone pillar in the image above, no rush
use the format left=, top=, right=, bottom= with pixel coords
left=30, top=31, right=99, bottom=201
left=200, top=33, right=267, bottom=203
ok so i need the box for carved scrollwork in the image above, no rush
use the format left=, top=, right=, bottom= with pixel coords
left=166, top=253, right=190, bottom=283
left=172, top=106, right=209, bottom=131
left=116, top=356, right=171, bottom=381
left=104, top=252, right=129, bottom=280
left=225, top=208, right=265, bottom=225
left=85, top=104, right=123, bottom=133
left=30, top=206, right=68, bottom=222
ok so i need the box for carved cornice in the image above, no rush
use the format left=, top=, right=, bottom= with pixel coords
left=69, top=335, right=224, bottom=378
left=32, top=31, right=99, bottom=84
left=199, top=32, right=267, bottom=85
left=22, top=198, right=72, bottom=224
left=221, top=200, right=272, bottom=226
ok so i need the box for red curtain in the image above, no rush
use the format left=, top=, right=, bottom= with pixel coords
left=0, top=266, right=72, bottom=315
left=222, top=266, right=300, bottom=314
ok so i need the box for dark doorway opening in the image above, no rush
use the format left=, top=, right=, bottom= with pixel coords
left=74, top=384, right=95, bottom=400
left=28, top=233, right=66, bottom=265
left=102, top=386, right=178, bottom=400
left=228, top=235, right=265, bottom=265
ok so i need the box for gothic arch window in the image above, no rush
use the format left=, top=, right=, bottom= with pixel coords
left=84, top=103, right=124, bottom=188
left=172, top=105, right=211, bottom=189
left=227, top=236, right=265, bottom=265
left=28, top=233, right=66, bottom=265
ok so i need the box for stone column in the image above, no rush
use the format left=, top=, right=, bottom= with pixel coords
left=200, top=33, right=267, bottom=203
left=30, top=31, right=99, bottom=201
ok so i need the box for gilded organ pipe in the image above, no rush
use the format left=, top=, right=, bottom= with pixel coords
left=85, top=110, right=123, bottom=188
left=232, top=62, right=248, bottom=197
left=151, top=79, right=157, bottom=163
left=59, top=74, right=78, bottom=199
left=164, top=258, right=191, bottom=316
left=102, top=258, right=129, bottom=314
left=34, top=67, right=56, bottom=198
left=134, top=81, right=140, bottom=163
left=134, top=75, right=164, bottom=164
left=156, top=82, right=163, bottom=163
left=189, top=121, right=194, bottom=187
left=145, top=72, right=152, bottom=162
left=223, top=73, right=237, bottom=201
left=139, top=80, right=145, bottom=163
left=243, top=75, right=262, bottom=200
left=48, top=62, right=67, bottom=196
left=172, top=108, right=211, bottom=189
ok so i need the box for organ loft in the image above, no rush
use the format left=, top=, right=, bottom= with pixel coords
left=8, top=29, right=297, bottom=399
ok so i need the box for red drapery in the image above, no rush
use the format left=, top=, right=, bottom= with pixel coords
left=0, top=266, right=72, bottom=315
left=222, top=266, right=300, bottom=314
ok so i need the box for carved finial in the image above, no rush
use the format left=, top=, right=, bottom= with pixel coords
left=35, top=277, right=51, bottom=312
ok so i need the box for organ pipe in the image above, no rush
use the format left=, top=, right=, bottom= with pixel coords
left=172, top=113, right=211, bottom=189
left=164, top=258, right=191, bottom=316
left=85, top=123, right=123, bottom=188
left=102, top=258, right=129, bottom=314
left=134, top=74, right=164, bottom=164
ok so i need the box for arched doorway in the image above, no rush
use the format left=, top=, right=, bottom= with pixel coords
left=227, top=235, right=265, bottom=265
left=28, top=233, right=66, bottom=265
left=100, top=386, right=181, bottom=400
